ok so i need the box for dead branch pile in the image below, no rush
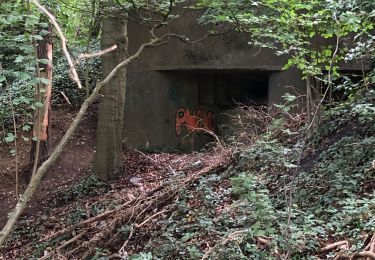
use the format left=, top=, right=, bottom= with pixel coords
left=318, top=232, right=375, bottom=260
left=39, top=150, right=233, bottom=259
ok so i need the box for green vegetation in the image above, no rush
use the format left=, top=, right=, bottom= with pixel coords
left=121, top=89, right=375, bottom=259
left=0, top=0, right=374, bottom=258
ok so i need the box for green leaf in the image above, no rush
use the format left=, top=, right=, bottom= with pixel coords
left=34, top=102, right=44, bottom=108
left=14, top=55, right=24, bottom=63
left=39, top=22, right=49, bottom=28
left=22, top=125, right=31, bottom=132
left=18, top=72, right=31, bottom=81
left=39, top=29, right=50, bottom=36
left=0, top=75, right=5, bottom=82
left=38, top=59, right=49, bottom=65
left=5, top=133, right=15, bottom=143
left=33, top=35, right=43, bottom=41
left=40, top=78, right=49, bottom=84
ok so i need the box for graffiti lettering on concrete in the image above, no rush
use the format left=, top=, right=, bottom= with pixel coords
left=175, top=108, right=215, bottom=136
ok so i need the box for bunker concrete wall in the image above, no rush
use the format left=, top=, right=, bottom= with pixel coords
left=102, top=12, right=368, bottom=150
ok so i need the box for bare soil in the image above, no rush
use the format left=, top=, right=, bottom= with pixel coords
left=0, top=104, right=221, bottom=258
left=0, top=105, right=97, bottom=228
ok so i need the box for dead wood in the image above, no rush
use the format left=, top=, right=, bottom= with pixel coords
left=320, top=241, right=349, bottom=252
left=40, top=151, right=232, bottom=259
left=351, top=251, right=375, bottom=259
left=40, top=229, right=88, bottom=260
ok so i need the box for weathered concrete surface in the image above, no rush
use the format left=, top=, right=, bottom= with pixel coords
left=102, top=9, right=369, bottom=150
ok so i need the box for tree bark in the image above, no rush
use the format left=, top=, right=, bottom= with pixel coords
left=94, top=16, right=128, bottom=181
left=28, top=23, right=53, bottom=183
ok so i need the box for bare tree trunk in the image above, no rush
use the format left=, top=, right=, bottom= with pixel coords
left=94, top=16, right=128, bottom=181
left=28, top=23, right=53, bottom=183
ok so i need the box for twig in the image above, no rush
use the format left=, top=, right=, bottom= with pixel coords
left=40, top=229, right=88, bottom=260
left=41, top=200, right=135, bottom=242
left=135, top=209, right=168, bottom=228
left=0, top=67, right=19, bottom=200
left=134, top=149, right=177, bottom=175
left=59, top=91, right=72, bottom=106
left=365, top=232, right=375, bottom=251
left=76, top=45, right=117, bottom=63
left=118, top=225, right=134, bottom=257
left=201, top=230, right=247, bottom=260
left=352, top=251, right=375, bottom=259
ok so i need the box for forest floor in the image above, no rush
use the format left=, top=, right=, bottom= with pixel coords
left=0, top=105, right=227, bottom=258
left=0, top=90, right=374, bottom=259
left=0, top=106, right=97, bottom=228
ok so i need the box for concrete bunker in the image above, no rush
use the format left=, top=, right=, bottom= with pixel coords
left=101, top=15, right=369, bottom=151
left=153, top=69, right=271, bottom=150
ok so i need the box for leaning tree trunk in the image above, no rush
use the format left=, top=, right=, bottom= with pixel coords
left=94, top=16, right=128, bottom=181
left=28, top=23, right=53, bottom=183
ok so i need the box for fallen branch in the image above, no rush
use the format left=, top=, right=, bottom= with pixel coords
left=257, top=236, right=271, bottom=246
left=134, top=209, right=168, bottom=228
left=41, top=200, right=136, bottom=242
left=118, top=225, right=134, bottom=258
left=43, top=152, right=232, bottom=258
left=40, top=229, right=88, bottom=260
left=320, top=241, right=349, bottom=252
left=201, top=230, right=248, bottom=260
left=78, top=189, right=177, bottom=258
left=326, top=234, right=375, bottom=260
left=352, top=251, right=375, bottom=259
left=365, top=232, right=375, bottom=252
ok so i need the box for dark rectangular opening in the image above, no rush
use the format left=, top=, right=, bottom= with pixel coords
left=195, top=70, right=269, bottom=108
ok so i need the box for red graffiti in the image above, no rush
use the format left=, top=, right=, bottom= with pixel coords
left=175, top=108, right=215, bottom=136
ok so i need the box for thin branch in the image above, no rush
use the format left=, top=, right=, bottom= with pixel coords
left=118, top=225, right=134, bottom=256
left=76, top=45, right=117, bottom=64
left=31, top=0, right=83, bottom=89
left=134, top=209, right=168, bottom=228
left=40, top=229, right=88, bottom=260
left=59, top=91, right=72, bottom=106
left=134, top=149, right=177, bottom=175
left=320, top=241, right=349, bottom=252
left=0, top=66, right=19, bottom=200
left=201, top=230, right=247, bottom=260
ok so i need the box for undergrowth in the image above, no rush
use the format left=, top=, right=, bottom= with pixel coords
left=3, top=89, right=374, bottom=259
left=121, top=89, right=375, bottom=259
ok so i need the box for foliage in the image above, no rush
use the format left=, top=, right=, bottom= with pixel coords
left=196, top=0, right=375, bottom=79
left=0, top=1, right=49, bottom=146
left=49, top=174, right=108, bottom=207
left=0, top=0, right=102, bottom=149
left=124, top=88, right=375, bottom=258
left=52, top=41, right=101, bottom=105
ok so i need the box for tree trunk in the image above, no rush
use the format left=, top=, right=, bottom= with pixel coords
left=94, top=16, right=128, bottom=181
left=28, top=23, right=53, bottom=183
